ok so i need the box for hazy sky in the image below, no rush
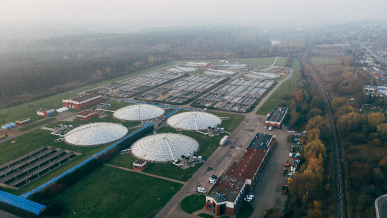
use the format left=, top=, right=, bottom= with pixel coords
left=1, top=0, right=387, bottom=29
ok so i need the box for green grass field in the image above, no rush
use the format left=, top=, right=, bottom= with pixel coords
left=198, top=214, right=215, bottom=218
left=257, top=58, right=305, bottom=115
left=180, top=194, right=206, bottom=214
left=309, top=57, right=340, bottom=64
left=0, top=126, right=140, bottom=196
left=236, top=202, right=254, bottom=218
left=54, top=166, right=183, bottom=218
left=206, top=111, right=245, bottom=132
left=0, top=62, right=174, bottom=126
left=17, top=118, right=56, bottom=131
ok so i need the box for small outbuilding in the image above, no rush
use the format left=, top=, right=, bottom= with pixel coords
left=133, top=160, right=147, bottom=172
left=76, top=111, right=98, bottom=120
left=37, top=108, right=55, bottom=117
left=265, top=106, right=288, bottom=129
left=16, top=118, right=30, bottom=126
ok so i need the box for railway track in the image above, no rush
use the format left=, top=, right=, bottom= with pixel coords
left=299, top=45, right=347, bottom=218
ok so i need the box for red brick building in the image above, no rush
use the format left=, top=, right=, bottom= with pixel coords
left=265, top=106, right=288, bottom=129
left=133, top=160, right=147, bottom=172
left=76, top=111, right=98, bottom=120
left=37, top=108, right=55, bottom=117
left=62, top=93, right=102, bottom=110
left=205, top=133, right=275, bottom=216
left=16, top=118, right=30, bottom=126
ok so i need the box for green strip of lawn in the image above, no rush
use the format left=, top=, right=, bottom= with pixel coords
left=180, top=194, right=206, bottom=214
left=54, top=166, right=183, bottom=218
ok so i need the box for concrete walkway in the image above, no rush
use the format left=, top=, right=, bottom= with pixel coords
left=104, top=163, right=186, bottom=185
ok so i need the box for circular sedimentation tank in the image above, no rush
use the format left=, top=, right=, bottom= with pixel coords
left=64, top=122, right=128, bottom=146
left=167, top=111, right=221, bottom=131
left=131, top=133, right=199, bottom=162
left=113, top=104, right=164, bottom=121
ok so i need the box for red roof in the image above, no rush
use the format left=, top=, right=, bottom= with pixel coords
left=226, top=148, right=266, bottom=180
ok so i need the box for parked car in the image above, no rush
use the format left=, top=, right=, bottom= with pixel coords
left=211, top=175, right=218, bottom=179
left=244, top=195, right=254, bottom=202
left=209, top=177, right=216, bottom=184
left=196, top=185, right=207, bottom=194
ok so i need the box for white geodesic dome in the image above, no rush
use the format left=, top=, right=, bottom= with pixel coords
left=131, top=133, right=199, bottom=162
left=167, top=112, right=221, bottom=131
left=113, top=104, right=164, bottom=121
left=64, top=122, right=128, bottom=146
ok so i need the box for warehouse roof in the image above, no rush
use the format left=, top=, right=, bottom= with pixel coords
left=207, top=174, right=246, bottom=202
left=226, top=149, right=266, bottom=180
left=247, top=133, right=274, bottom=150
left=266, top=106, right=288, bottom=123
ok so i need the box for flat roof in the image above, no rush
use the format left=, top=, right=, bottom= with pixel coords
left=207, top=174, right=246, bottom=203
left=266, top=106, right=288, bottom=123
left=66, top=93, right=101, bottom=103
left=77, top=111, right=96, bottom=116
left=226, top=149, right=266, bottom=180
left=248, top=133, right=274, bottom=150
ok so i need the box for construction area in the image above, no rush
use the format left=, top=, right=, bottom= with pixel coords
left=195, top=78, right=274, bottom=112
left=93, top=71, right=183, bottom=98
left=139, top=75, right=226, bottom=104
left=0, top=146, right=80, bottom=189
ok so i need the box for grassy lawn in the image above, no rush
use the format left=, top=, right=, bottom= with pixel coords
left=17, top=118, right=56, bottom=131
left=54, top=166, right=183, bottom=218
left=108, top=101, right=135, bottom=111
left=180, top=194, right=206, bottom=214
left=206, top=111, right=245, bottom=132
left=257, top=58, right=305, bottom=115
left=309, top=57, right=340, bottom=64
left=0, top=62, right=174, bottom=127
left=0, top=126, right=140, bottom=196
left=48, top=113, right=141, bottom=129
left=236, top=202, right=254, bottom=218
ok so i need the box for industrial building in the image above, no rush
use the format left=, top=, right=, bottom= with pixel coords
left=37, top=108, right=55, bottom=117
left=364, top=85, right=387, bottom=96
left=205, top=133, right=275, bottom=216
left=62, top=93, right=102, bottom=110
left=139, top=75, right=226, bottom=104
left=76, top=111, right=98, bottom=120
left=16, top=118, right=30, bottom=126
left=130, top=133, right=199, bottom=162
left=204, top=69, right=236, bottom=76
left=133, top=160, right=147, bottom=171
left=197, top=78, right=273, bottom=112
left=265, top=107, right=288, bottom=129
left=64, top=122, right=128, bottom=146
left=218, top=64, right=247, bottom=70
left=94, top=71, right=183, bottom=98
left=167, top=112, right=222, bottom=131
left=113, top=104, right=164, bottom=121
left=167, top=66, right=198, bottom=73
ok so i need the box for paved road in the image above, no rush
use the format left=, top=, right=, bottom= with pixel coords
left=300, top=42, right=347, bottom=218
left=155, top=69, right=294, bottom=218
left=358, top=41, right=387, bottom=65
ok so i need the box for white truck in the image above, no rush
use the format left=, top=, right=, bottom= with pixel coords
left=219, top=135, right=229, bottom=146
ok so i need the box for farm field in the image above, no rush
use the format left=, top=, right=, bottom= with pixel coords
left=54, top=166, right=183, bottom=218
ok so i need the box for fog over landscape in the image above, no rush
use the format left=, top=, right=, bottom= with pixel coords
left=1, top=0, right=387, bottom=40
